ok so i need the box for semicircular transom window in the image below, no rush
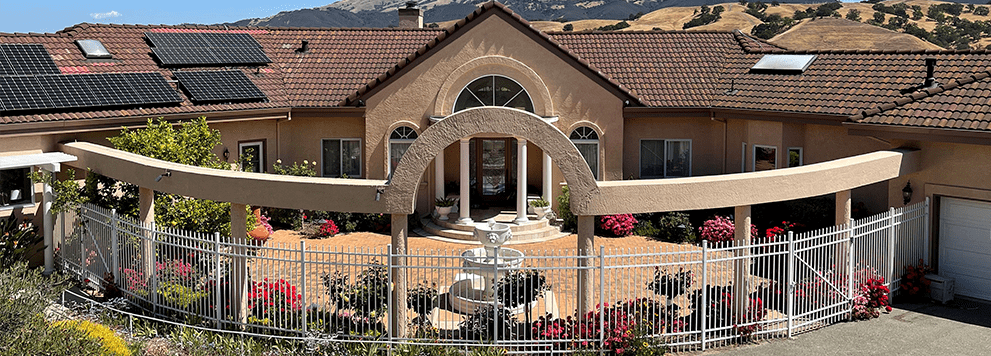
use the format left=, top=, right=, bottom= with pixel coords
left=453, top=75, right=534, bottom=113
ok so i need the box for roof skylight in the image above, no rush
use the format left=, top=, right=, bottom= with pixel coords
left=76, top=40, right=112, bottom=59
left=750, top=54, right=816, bottom=73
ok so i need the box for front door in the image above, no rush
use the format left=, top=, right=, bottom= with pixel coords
left=472, top=138, right=516, bottom=207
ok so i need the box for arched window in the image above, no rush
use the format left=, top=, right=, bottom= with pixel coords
left=453, top=75, right=534, bottom=113
left=389, top=126, right=418, bottom=175
left=570, top=126, right=599, bottom=180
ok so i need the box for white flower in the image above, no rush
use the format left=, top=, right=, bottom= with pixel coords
left=276, top=159, right=282, bottom=164
left=303, top=160, right=309, bottom=165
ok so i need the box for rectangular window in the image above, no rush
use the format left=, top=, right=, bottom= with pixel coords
left=788, top=147, right=803, bottom=167
left=0, top=167, right=33, bottom=208
left=573, top=141, right=599, bottom=180
left=640, top=139, right=692, bottom=178
left=742, top=142, right=747, bottom=172
left=238, top=141, right=264, bottom=173
left=322, top=139, right=362, bottom=178
left=753, top=145, right=777, bottom=171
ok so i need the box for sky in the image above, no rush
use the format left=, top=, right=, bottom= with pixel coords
left=0, top=1, right=338, bottom=34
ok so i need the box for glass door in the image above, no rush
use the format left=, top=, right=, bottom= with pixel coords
left=473, top=138, right=518, bottom=206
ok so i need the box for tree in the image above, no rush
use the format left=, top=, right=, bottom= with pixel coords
left=975, top=6, right=989, bottom=16
left=847, top=9, right=862, bottom=22
left=871, top=12, right=886, bottom=26
left=102, top=117, right=239, bottom=235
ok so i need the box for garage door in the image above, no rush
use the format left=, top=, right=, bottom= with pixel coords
left=939, top=197, right=991, bottom=301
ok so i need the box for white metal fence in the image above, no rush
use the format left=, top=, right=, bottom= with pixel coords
left=56, top=200, right=928, bottom=353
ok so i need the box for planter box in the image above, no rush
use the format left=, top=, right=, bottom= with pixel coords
left=925, top=274, right=955, bottom=304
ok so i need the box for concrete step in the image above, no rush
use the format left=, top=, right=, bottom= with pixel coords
left=421, top=218, right=567, bottom=244
left=433, top=213, right=551, bottom=233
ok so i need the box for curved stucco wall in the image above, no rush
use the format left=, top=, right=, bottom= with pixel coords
left=59, top=142, right=389, bottom=213
left=385, top=107, right=599, bottom=214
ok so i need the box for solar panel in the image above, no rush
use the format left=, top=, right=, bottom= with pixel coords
left=0, top=72, right=182, bottom=113
left=145, top=32, right=271, bottom=66
left=750, top=54, right=817, bottom=73
left=0, top=44, right=60, bottom=76
left=175, top=70, right=266, bottom=103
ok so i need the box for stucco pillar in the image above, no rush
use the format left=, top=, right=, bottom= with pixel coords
left=515, top=139, right=529, bottom=224
left=230, top=203, right=249, bottom=324
left=434, top=149, right=445, bottom=200
left=577, top=215, right=595, bottom=316
left=390, top=214, right=409, bottom=338
left=835, top=189, right=852, bottom=280
left=457, top=138, right=473, bottom=225
left=733, top=205, right=752, bottom=319
left=41, top=166, right=55, bottom=274
left=542, top=152, right=552, bottom=202
left=139, top=187, right=155, bottom=280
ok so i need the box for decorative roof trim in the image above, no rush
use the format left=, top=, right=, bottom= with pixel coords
left=342, top=1, right=643, bottom=106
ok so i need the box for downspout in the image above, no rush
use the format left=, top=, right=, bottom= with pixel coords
left=711, top=112, right=727, bottom=174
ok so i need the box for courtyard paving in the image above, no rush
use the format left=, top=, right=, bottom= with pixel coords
left=711, top=299, right=991, bottom=356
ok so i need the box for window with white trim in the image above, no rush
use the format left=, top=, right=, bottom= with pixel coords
left=238, top=141, right=264, bottom=173
left=453, top=75, right=534, bottom=113
left=0, top=167, right=33, bottom=208
left=570, top=127, right=599, bottom=180
left=788, top=147, right=803, bottom=167
left=639, top=139, right=692, bottom=178
left=753, top=145, right=777, bottom=171
left=389, top=126, right=418, bottom=175
left=322, top=139, right=362, bottom=178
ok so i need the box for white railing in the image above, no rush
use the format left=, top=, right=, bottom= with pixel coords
left=56, top=200, right=928, bottom=353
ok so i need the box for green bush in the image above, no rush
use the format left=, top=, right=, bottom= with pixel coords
left=2, top=317, right=105, bottom=356
left=0, top=214, right=41, bottom=267
left=53, top=320, right=131, bottom=356
left=632, top=220, right=660, bottom=238
left=0, top=262, right=69, bottom=336
left=657, top=212, right=696, bottom=243
left=557, top=186, right=576, bottom=231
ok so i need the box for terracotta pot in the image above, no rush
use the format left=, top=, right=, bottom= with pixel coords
left=248, top=225, right=270, bottom=243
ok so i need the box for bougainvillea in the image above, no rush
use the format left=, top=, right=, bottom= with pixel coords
left=247, top=278, right=303, bottom=324
left=317, top=220, right=339, bottom=238
left=599, top=214, right=638, bottom=237
left=258, top=214, right=274, bottom=235
left=852, top=277, right=891, bottom=320
left=900, top=259, right=933, bottom=300
left=532, top=298, right=675, bottom=354
left=699, top=216, right=759, bottom=244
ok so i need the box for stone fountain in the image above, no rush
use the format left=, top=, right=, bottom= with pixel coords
left=449, top=220, right=525, bottom=314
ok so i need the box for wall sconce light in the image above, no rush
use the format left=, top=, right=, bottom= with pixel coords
left=223, top=148, right=230, bottom=162
left=902, top=181, right=913, bottom=205
left=155, top=170, right=172, bottom=182
left=375, top=188, right=384, bottom=201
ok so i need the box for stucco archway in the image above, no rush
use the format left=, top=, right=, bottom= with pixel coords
left=384, top=107, right=597, bottom=214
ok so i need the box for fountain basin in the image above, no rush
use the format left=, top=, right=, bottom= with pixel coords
left=474, top=221, right=513, bottom=256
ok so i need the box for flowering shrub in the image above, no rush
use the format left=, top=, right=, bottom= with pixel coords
left=599, top=214, right=638, bottom=237
left=321, top=262, right=389, bottom=331
left=900, top=259, right=933, bottom=300
left=258, top=214, right=274, bottom=235
left=852, top=277, right=891, bottom=320
left=647, top=267, right=693, bottom=300
left=764, top=221, right=802, bottom=240
left=156, top=259, right=195, bottom=284
left=158, top=282, right=209, bottom=308
left=120, top=268, right=148, bottom=296
left=247, top=278, right=303, bottom=324
left=699, top=216, right=758, bottom=244
left=53, top=320, right=132, bottom=356
left=532, top=298, right=674, bottom=354
left=317, top=220, right=339, bottom=238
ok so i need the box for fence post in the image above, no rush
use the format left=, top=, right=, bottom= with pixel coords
left=110, top=209, right=119, bottom=282
left=386, top=244, right=394, bottom=344
left=923, top=197, right=930, bottom=264
left=300, top=240, right=307, bottom=334
left=59, top=210, right=65, bottom=269
left=79, top=207, right=85, bottom=276
left=214, top=232, right=222, bottom=329
left=887, top=207, right=897, bottom=301
left=149, top=221, right=158, bottom=313
left=599, top=246, right=605, bottom=356
left=493, top=246, right=500, bottom=345
left=786, top=231, right=795, bottom=338
left=847, top=218, right=855, bottom=320
left=700, top=240, right=708, bottom=351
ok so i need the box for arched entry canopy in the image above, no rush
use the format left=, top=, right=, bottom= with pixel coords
left=384, top=107, right=598, bottom=215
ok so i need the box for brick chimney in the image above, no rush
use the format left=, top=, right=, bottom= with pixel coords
left=398, top=1, right=423, bottom=28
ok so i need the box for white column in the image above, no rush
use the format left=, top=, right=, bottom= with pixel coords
left=515, top=139, right=529, bottom=224
left=434, top=148, right=445, bottom=200
left=456, top=138, right=473, bottom=225
left=542, top=152, right=552, bottom=201
left=41, top=165, right=57, bottom=274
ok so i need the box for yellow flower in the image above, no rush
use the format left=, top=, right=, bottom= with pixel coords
left=303, top=160, right=309, bottom=165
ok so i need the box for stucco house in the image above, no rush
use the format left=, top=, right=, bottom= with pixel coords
left=0, top=1, right=989, bottom=302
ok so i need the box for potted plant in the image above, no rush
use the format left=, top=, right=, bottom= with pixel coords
left=529, top=198, right=551, bottom=219
left=435, top=197, right=456, bottom=220
left=248, top=207, right=273, bottom=243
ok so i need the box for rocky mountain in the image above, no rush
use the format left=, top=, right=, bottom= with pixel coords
left=225, top=0, right=814, bottom=28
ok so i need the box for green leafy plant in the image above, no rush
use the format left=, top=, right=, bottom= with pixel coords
left=529, top=198, right=549, bottom=208
left=657, top=212, right=695, bottom=243
left=0, top=214, right=41, bottom=267
left=557, top=185, right=576, bottom=231
left=435, top=197, right=456, bottom=207
left=52, top=320, right=132, bottom=356
left=495, top=270, right=549, bottom=329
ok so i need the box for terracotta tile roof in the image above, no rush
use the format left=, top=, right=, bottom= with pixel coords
left=713, top=50, right=991, bottom=118
left=550, top=30, right=776, bottom=107
left=343, top=1, right=643, bottom=106
left=0, top=24, right=291, bottom=125
left=852, top=70, right=991, bottom=131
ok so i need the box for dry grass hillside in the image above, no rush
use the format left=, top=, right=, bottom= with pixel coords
left=519, top=0, right=991, bottom=50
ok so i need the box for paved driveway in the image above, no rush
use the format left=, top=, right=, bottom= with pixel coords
left=711, top=299, right=991, bottom=356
